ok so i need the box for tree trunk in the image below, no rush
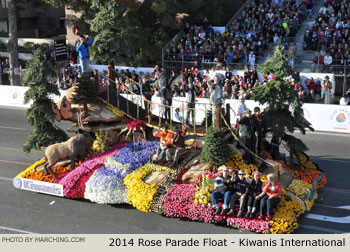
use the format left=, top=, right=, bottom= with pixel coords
left=271, top=136, right=280, bottom=160
left=289, top=146, right=295, bottom=169
left=108, top=61, right=115, bottom=91
left=8, top=0, right=21, bottom=86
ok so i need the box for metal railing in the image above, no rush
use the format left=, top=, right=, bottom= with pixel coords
left=105, top=69, right=217, bottom=135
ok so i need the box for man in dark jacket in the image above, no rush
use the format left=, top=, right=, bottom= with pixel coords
left=161, top=79, right=172, bottom=123
left=238, top=109, right=258, bottom=164
left=140, top=76, right=152, bottom=117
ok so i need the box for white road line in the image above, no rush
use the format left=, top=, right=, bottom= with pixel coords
left=0, top=226, right=36, bottom=234
left=0, top=176, right=13, bottom=182
left=305, top=213, right=350, bottom=224
left=0, top=125, right=27, bottom=131
left=310, top=157, right=350, bottom=163
left=298, top=224, right=347, bottom=234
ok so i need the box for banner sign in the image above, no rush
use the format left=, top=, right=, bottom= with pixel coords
left=0, top=85, right=66, bottom=108
left=13, top=177, right=64, bottom=197
left=54, top=39, right=68, bottom=62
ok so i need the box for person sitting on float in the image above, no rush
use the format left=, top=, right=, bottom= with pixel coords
left=227, top=169, right=249, bottom=217
left=211, top=168, right=235, bottom=215
left=169, top=127, right=187, bottom=168
left=257, top=173, right=282, bottom=221
left=243, top=170, right=264, bottom=218
left=153, top=125, right=173, bottom=165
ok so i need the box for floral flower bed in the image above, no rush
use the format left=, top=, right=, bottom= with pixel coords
left=124, top=163, right=171, bottom=212
left=269, top=190, right=305, bottom=234
left=58, top=142, right=129, bottom=196
left=17, top=159, right=46, bottom=178
left=113, top=141, right=159, bottom=177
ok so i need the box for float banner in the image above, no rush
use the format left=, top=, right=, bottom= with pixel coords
left=0, top=234, right=349, bottom=252
left=12, top=177, right=64, bottom=197
left=303, top=104, right=350, bottom=133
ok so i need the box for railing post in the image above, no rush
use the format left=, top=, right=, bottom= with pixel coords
left=170, top=105, right=173, bottom=130
left=158, top=103, right=161, bottom=127
left=182, top=102, right=185, bottom=130
left=225, top=103, right=231, bottom=128
left=148, top=99, right=151, bottom=124
left=205, top=104, right=208, bottom=133
left=193, top=107, right=196, bottom=134
left=127, top=92, right=129, bottom=115
left=137, top=96, right=140, bottom=120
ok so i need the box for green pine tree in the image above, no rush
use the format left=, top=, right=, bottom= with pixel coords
left=200, top=127, right=230, bottom=167
left=22, top=47, right=68, bottom=153
left=72, top=72, right=98, bottom=115
left=253, top=45, right=308, bottom=166
left=62, top=0, right=244, bottom=66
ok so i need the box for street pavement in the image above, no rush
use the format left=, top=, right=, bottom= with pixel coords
left=0, top=107, right=349, bottom=234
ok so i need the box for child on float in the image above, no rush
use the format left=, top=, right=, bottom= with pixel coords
left=227, top=169, right=249, bottom=217
left=242, top=170, right=264, bottom=218
left=257, top=173, right=282, bottom=221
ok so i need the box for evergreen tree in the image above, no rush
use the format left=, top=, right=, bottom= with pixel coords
left=72, top=72, right=98, bottom=115
left=200, top=127, right=230, bottom=167
left=253, top=45, right=308, bottom=165
left=22, top=48, right=68, bottom=153
left=45, top=0, right=243, bottom=66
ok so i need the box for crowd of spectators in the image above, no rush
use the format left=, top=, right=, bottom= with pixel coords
left=305, top=0, right=350, bottom=72
left=114, top=64, right=332, bottom=104
left=164, top=0, right=313, bottom=68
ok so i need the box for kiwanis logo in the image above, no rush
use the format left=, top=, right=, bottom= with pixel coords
left=13, top=177, right=22, bottom=189
left=336, top=113, right=346, bottom=123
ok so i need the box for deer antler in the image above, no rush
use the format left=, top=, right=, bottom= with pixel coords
left=77, top=109, right=89, bottom=130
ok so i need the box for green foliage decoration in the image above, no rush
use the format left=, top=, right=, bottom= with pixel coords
left=200, top=127, right=230, bottom=167
left=22, top=47, right=68, bottom=153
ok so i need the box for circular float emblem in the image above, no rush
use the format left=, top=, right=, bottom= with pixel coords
left=12, top=91, right=18, bottom=100
left=13, top=177, right=22, bottom=189
left=336, top=113, right=346, bottom=123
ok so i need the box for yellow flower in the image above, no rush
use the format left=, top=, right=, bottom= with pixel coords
left=17, top=159, right=46, bottom=178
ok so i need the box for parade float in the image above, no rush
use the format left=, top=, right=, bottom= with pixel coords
left=13, top=46, right=327, bottom=234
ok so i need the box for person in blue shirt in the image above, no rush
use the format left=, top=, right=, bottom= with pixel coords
left=76, top=35, right=93, bottom=73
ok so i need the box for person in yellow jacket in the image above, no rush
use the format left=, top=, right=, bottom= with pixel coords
left=153, top=125, right=173, bottom=165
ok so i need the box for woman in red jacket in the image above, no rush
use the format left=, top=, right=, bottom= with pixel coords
left=257, top=173, right=282, bottom=221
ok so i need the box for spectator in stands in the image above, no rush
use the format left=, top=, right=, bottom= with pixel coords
left=185, top=82, right=196, bottom=127
left=324, top=52, right=333, bottom=72
left=340, top=93, right=349, bottom=105
left=76, top=34, right=93, bottom=73
left=288, top=43, right=296, bottom=70
left=312, top=52, right=324, bottom=72
left=321, top=75, right=332, bottom=104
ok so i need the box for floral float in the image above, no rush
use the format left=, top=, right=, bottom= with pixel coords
left=14, top=138, right=325, bottom=234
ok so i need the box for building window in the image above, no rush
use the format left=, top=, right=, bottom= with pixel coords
left=0, top=20, right=8, bottom=33
left=1, top=0, right=9, bottom=8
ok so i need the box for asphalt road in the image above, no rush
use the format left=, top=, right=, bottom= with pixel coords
left=0, top=107, right=349, bottom=234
